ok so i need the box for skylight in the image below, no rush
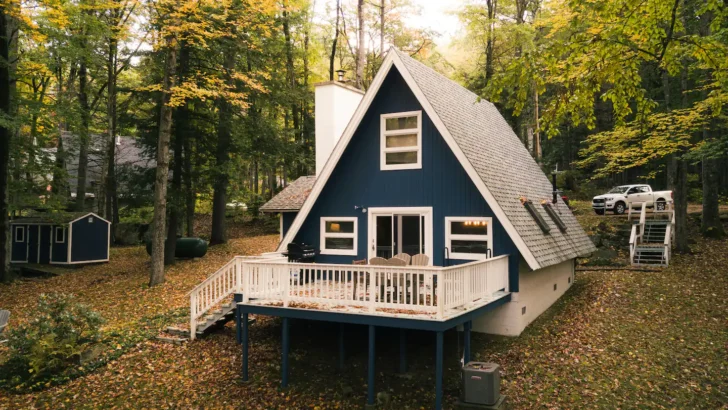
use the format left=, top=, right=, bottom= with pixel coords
left=542, top=203, right=568, bottom=233
left=522, top=199, right=551, bottom=234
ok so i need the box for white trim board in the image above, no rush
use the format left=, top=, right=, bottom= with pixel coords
left=276, top=48, right=541, bottom=270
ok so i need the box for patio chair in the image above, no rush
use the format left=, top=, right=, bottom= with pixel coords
left=393, top=253, right=411, bottom=265
left=411, top=254, right=431, bottom=304
left=411, top=254, right=429, bottom=266
left=368, top=257, right=388, bottom=265
left=0, top=310, right=9, bottom=344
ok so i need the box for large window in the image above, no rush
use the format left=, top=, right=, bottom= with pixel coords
left=445, top=217, right=493, bottom=260
left=320, top=217, right=358, bottom=255
left=380, top=111, right=422, bottom=170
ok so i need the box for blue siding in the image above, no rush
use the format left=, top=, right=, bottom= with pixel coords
left=51, top=226, right=69, bottom=263
left=294, top=68, right=521, bottom=291
left=70, top=215, right=109, bottom=262
left=10, top=225, right=28, bottom=262
left=281, top=212, right=297, bottom=239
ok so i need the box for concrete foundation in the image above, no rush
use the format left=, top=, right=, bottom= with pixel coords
left=472, top=259, right=575, bottom=336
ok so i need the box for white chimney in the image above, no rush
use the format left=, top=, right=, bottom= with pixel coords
left=314, top=75, right=364, bottom=175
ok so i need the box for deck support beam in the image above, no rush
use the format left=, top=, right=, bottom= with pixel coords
left=242, top=312, right=249, bottom=382
left=367, top=325, right=376, bottom=406
left=338, top=323, right=345, bottom=370
left=435, top=330, right=444, bottom=410
left=281, top=317, right=290, bottom=388
left=464, top=320, right=471, bottom=364
left=399, top=328, right=407, bottom=373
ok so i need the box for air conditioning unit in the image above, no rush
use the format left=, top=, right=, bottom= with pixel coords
left=461, top=362, right=501, bottom=406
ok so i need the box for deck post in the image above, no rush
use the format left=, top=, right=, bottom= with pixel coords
left=399, top=328, right=407, bottom=373
left=367, top=325, right=376, bottom=406
left=368, top=268, right=376, bottom=313
left=435, top=330, right=444, bottom=410
left=281, top=317, right=290, bottom=388
left=464, top=320, right=471, bottom=365
left=242, top=312, right=249, bottom=382
left=338, top=323, right=345, bottom=371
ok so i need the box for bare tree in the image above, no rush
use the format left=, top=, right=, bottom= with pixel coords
left=356, top=0, right=365, bottom=88
left=329, top=0, right=340, bottom=80
left=0, top=4, right=12, bottom=282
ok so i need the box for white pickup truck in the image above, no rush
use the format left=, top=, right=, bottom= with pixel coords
left=592, top=184, right=673, bottom=215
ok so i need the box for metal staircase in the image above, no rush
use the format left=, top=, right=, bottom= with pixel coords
left=629, top=202, right=674, bottom=267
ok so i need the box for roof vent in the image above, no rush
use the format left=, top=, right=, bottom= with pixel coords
left=521, top=198, right=550, bottom=234
left=542, top=202, right=567, bottom=233
left=336, top=69, right=346, bottom=82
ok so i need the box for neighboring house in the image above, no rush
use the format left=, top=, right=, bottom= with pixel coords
left=10, top=212, right=111, bottom=265
left=42, top=133, right=156, bottom=200
left=197, top=48, right=596, bottom=410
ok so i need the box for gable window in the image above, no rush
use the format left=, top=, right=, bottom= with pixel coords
left=445, top=217, right=493, bottom=260
left=320, top=217, right=358, bottom=255
left=14, top=226, right=25, bottom=243
left=380, top=111, right=422, bottom=170
left=55, top=226, right=66, bottom=243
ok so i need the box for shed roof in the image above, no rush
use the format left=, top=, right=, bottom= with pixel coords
left=11, top=212, right=109, bottom=225
left=260, top=176, right=317, bottom=212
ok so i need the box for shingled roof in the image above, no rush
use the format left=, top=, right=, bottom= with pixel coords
left=261, top=176, right=317, bottom=212
left=279, top=49, right=595, bottom=270
left=392, top=49, right=595, bottom=269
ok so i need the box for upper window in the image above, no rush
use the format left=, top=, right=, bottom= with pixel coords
left=445, top=217, right=493, bottom=261
left=320, top=217, right=358, bottom=256
left=380, top=111, right=422, bottom=171
left=14, top=226, right=25, bottom=243
left=55, top=226, right=66, bottom=243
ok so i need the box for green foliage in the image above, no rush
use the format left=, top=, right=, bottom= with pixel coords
left=0, top=293, right=104, bottom=391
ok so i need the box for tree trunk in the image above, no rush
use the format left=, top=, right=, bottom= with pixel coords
left=0, top=4, right=11, bottom=282
left=380, top=0, right=385, bottom=55
left=702, top=157, right=724, bottom=238
left=166, top=44, right=190, bottom=262
left=149, top=34, right=178, bottom=287
left=329, top=0, right=340, bottom=81
left=183, top=134, right=194, bottom=237
left=356, top=0, right=365, bottom=88
left=484, top=0, right=497, bottom=85
left=76, top=59, right=90, bottom=211
left=210, top=50, right=235, bottom=245
left=105, top=32, right=119, bottom=242
left=674, top=159, right=689, bottom=253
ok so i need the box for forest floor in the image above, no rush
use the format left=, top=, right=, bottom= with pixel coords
left=1, top=207, right=727, bottom=409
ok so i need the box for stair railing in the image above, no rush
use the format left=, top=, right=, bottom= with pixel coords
left=629, top=203, right=647, bottom=265
left=188, top=253, right=286, bottom=340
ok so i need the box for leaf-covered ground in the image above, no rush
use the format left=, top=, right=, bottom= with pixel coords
left=1, top=214, right=727, bottom=409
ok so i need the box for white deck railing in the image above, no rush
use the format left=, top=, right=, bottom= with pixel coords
left=190, top=255, right=509, bottom=339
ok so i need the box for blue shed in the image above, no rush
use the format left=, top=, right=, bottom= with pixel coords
left=10, top=212, right=111, bottom=265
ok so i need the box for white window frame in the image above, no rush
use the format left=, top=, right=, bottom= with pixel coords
left=55, top=226, right=66, bottom=243
left=14, top=226, right=25, bottom=243
left=380, top=110, right=422, bottom=171
left=320, top=217, right=358, bottom=256
left=445, top=217, right=493, bottom=261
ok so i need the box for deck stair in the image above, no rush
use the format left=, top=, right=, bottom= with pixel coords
left=629, top=202, right=674, bottom=267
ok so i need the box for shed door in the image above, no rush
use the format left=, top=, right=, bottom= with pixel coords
left=39, top=226, right=52, bottom=264
left=28, top=225, right=40, bottom=263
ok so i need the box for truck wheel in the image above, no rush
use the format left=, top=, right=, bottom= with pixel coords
left=656, top=200, right=666, bottom=211
left=594, top=209, right=605, bottom=215
left=614, top=202, right=626, bottom=215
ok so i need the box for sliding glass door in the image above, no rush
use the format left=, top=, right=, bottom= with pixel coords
left=368, top=207, right=433, bottom=264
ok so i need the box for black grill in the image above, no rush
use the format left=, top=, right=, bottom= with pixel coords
left=286, top=242, right=316, bottom=263
left=593, top=198, right=605, bottom=204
